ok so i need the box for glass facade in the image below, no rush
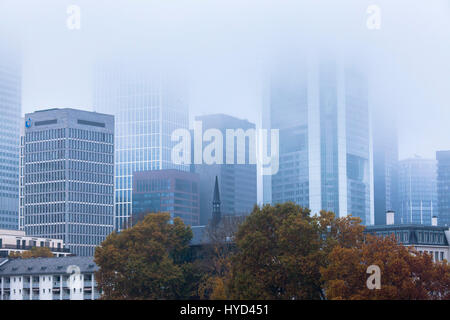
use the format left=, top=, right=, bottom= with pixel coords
left=132, top=169, right=200, bottom=226
left=0, top=49, right=21, bottom=230
left=23, top=109, right=115, bottom=256
left=398, top=157, right=437, bottom=225
left=267, top=56, right=374, bottom=224
left=437, top=151, right=450, bottom=226
left=93, top=66, right=189, bottom=230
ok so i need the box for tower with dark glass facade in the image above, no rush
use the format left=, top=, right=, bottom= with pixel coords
left=132, top=169, right=200, bottom=226
left=23, top=108, right=115, bottom=256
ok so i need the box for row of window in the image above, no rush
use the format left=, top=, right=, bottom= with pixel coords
left=25, top=128, right=66, bottom=142
left=69, top=150, right=113, bottom=164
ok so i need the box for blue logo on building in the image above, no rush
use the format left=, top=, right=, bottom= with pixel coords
left=25, top=118, right=32, bottom=128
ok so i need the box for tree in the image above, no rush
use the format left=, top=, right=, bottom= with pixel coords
left=9, top=246, right=54, bottom=259
left=220, top=203, right=371, bottom=300
left=322, top=234, right=450, bottom=300
left=197, top=215, right=245, bottom=300
left=94, top=212, right=200, bottom=300
left=223, top=203, right=353, bottom=299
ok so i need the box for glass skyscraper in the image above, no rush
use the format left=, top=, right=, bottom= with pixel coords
left=265, top=55, right=374, bottom=225
left=436, top=151, right=450, bottom=226
left=398, top=157, right=437, bottom=225
left=0, top=48, right=21, bottom=230
left=23, top=108, right=115, bottom=256
left=93, top=65, right=189, bottom=230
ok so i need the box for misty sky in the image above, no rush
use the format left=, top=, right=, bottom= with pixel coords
left=0, top=0, right=449, bottom=160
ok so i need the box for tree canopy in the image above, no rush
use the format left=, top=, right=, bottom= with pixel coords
left=322, top=234, right=450, bottom=300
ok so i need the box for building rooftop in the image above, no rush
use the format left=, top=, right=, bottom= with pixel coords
left=365, top=224, right=450, bottom=247
left=0, top=256, right=98, bottom=276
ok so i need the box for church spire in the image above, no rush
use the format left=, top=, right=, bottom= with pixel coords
left=212, top=176, right=221, bottom=226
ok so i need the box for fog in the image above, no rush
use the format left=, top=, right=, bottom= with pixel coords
left=1, top=0, right=449, bottom=159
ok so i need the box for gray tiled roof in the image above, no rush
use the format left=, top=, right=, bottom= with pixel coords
left=0, top=256, right=98, bottom=276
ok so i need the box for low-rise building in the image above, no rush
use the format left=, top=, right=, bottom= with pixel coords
left=365, top=212, right=450, bottom=262
left=0, top=256, right=100, bottom=300
left=0, top=229, right=71, bottom=258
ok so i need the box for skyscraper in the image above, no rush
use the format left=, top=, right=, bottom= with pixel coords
left=23, top=108, right=115, bottom=256
left=194, top=114, right=257, bottom=225
left=372, top=104, right=399, bottom=225
left=0, top=48, right=21, bottom=230
left=398, top=157, right=437, bottom=225
left=93, top=65, right=189, bottom=230
left=437, top=151, right=450, bottom=226
left=265, top=56, right=374, bottom=225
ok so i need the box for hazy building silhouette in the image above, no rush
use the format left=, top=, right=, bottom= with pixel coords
left=265, top=55, right=374, bottom=225
left=437, top=151, right=450, bottom=226
left=372, top=104, right=399, bottom=225
left=0, top=48, right=21, bottom=230
left=398, top=157, right=437, bottom=225
left=193, top=114, right=257, bottom=225
left=93, top=64, right=189, bottom=230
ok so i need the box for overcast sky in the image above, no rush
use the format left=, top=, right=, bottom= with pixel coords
left=0, top=0, right=449, bottom=160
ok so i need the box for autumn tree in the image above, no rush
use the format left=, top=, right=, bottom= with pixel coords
left=197, top=215, right=245, bottom=300
left=223, top=202, right=365, bottom=300
left=94, top=212, right=200, bottom=300
left=322, top=234, right=450, bottom=300
left=9, top=246, right=54, bottom=259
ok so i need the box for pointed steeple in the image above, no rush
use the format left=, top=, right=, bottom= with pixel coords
left=212, top=176, right=221, bottom=226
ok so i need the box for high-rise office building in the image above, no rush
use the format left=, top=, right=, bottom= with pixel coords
left=132, top=169, right=200, bottom=226
left=265, top=56, right=374, bottom=225
left=193, top=114, right=257, bottom=225
left=437, top=151, right=450, bottom=226
left=398, top=157, right=437, bottom=225
left=0, top=48, right=21, bottom=230
left=93, top=65, right=189, bottom=230
left=19, top=117, right=25, bottom=230
left=372, top=104, right=399, bottom=225
left=23, top=108, right=115, bottom=256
